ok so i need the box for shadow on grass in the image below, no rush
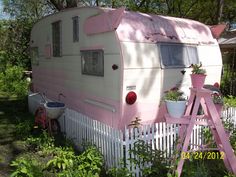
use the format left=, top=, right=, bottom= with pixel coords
left=0, top=93, right=34, bottom=176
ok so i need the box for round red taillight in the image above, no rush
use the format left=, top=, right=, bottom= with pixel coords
left=126, top=91, right=137, bottom=105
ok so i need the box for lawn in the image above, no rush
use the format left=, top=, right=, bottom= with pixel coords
left=0, top=92, right=32, bottom=176
left=1, top=91, right=236, bottom=177
left=0, top=92, right=105, bottom=177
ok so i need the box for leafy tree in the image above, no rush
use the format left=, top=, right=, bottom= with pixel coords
left=1, top=0, right=53, bottom=70
left=2, top=0, right=53, bottom=19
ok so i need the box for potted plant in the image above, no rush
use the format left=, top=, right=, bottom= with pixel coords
left=211, top=91, right=224, bottom=116
left=190, top=63, right=206, bottom=88
left=164, top=87, right=187, bottom=118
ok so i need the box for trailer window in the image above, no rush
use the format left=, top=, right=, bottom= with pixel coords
left=159, top=44, right=199, bottom=68
left=72, top=16, right=79, bottom=42
left=81, top=50, right=104, bottom=76
left=30, top=47, right=39, bottom=65
left=52, top=21, right=61, bottom=57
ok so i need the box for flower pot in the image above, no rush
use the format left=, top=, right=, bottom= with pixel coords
left=190, top=74, right=206, bottom=89
left=165, top=100, right=187, bottom=118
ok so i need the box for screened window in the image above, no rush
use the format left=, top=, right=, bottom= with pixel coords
left=30, top=47, right=39, bottom=65
left=81, top=50, right=104, bottom=76
left=52, top=21, right=61, bottom=57
left=159, top=44, right=199, bottom=68
left=72, top=16, right=79, bottom=42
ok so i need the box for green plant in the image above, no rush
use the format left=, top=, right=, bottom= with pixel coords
left=15, top=119, right=34, bottom=139
left=164, top=87, right=186, bottom=101
left=0, top=65, right=29, bottom=98
left=26, top=130, right=55, bottom=152
left=212, top=92, right=224, bottom=104
left=202, top=127, right=216, bottom=148
left=190, top=63, right=206, bottom=74
left=224, top=173, right=236, bottom=177
left=128, top=139, right=168, bottom=177
left=75, top=146, right=104, bottom=177
left=46, top=147, right=75, bottom=172
left=10, top=157, right=43, bottom=177
left=108, top=166, right=133, bottom=177
left=224, top=96, right=236, bottom=107
left=128, top=116, right=142, bottom=128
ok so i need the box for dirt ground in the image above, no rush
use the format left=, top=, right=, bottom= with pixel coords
left=0, top=94, right=31, bottom=176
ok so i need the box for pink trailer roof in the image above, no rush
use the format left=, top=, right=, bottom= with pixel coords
left=84, top=8, right=216, bottom=44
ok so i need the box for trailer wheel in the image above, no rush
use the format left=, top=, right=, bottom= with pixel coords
left=50, top=119, right=61, bottom=134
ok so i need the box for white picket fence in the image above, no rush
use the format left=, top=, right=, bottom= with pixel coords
left=58, top=107, right=236, bottom=173
left=58, top=109, right=123, bottom=168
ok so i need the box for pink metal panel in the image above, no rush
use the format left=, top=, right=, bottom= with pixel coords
left=84, top=7, right=125, bottom=35
left=84, top=7, right=215, bottom=44
left=116, top=11, right=215, bottom=44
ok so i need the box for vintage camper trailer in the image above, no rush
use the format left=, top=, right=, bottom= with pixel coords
left=29, top=7, right=222, bottom=129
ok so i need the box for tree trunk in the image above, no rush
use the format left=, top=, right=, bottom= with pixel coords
left=216, top=0, right=224, bottom=24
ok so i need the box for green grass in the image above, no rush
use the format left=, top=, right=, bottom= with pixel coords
left=0, top=91, right=33, bottom=176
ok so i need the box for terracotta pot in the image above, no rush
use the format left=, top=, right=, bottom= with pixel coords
left=190, top=74, right=206, bottom=89
left=165, top=100, right=187, bottom=118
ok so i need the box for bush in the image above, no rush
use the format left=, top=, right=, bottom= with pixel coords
left=15, top=119, right=34, bottom=139
left=0, top=65, right=29, bottom=98
left=10, top=157, right=43, bottom=177
left=224, top=96, right=236, bottom=107
left=14, top=131, right=105, bottom=177
left=108, top=139, right=168, bottom=177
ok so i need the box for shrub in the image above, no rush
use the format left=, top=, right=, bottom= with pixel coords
left=26, top=130, right=55, bottom=152
left=108, top=139, right=168, bottom=177
left=0, top=65, right=29, bottom=98
left=10, top=157, right=43, bottom=177
left=75, top=146, right=104, bottom=177
left=46, top=147, right=75, bottom=172
left=15, top=119, right=34, bottom=139
left=224, top=96, right=236, bottom=107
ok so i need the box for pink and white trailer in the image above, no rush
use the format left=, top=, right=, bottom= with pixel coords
left=29, top=7, right=222, bottom=130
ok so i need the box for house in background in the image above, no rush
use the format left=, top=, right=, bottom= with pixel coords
left=218, top=28, right=236, bottom=96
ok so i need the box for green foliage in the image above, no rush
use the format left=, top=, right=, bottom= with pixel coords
left=46, top=147, right=75, bottom=172
left=10, top=157, right=43, bottom=177
left=202, top=127, right=216, bottom=148
left=130, top=140, right=168, bottom=177
left=3, top=0, right=53, bottom=20
left=19, top=131, right=105, bottom=177
left=26, top=130, right=55, bottom=152
left=224, top=96, right=236, bottom=107
left=108, top=165, right=133, bottom=177
left=75, top=146, right=104, bottom=177
left=15, top=119, right=34, bottom=139
left=1, top=1, right=53, bottom=71
left=0, top=65, right=29, bottom=98
left=164, top=87, right=186, bottom=101
left=224, top=173, right=236, bottom=177
left=109, top=139, right=168, bottom=177
left=190, top=63, right=206, bottom=75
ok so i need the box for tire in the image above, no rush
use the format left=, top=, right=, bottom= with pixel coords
left=50, top=119, right=61, bottom=134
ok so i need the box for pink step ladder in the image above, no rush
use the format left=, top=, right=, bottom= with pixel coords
left=165, top=88, right=236, bottom=177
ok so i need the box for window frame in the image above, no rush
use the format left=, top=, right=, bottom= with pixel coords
left=81, top=50, right=104, bottom=77
left=52, top=20, right=62, bottom=57
left=72, top=16, right=79, bottom=42
left=158, top=43, right=199, bottom=69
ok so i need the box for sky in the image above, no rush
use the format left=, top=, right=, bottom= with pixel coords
left=0, top=0, right=9, bottom=19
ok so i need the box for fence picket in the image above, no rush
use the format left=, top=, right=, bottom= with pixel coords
left=58, top=108, right=236, bottom=175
